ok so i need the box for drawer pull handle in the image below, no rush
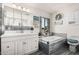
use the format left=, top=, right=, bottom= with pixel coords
left=35, top=46, right=37, bottom=48
left=7, top=46, right=9, bottom=48
left=35, top=40, right=37, bottom=42
left=23, top=42, right=26, bottom=44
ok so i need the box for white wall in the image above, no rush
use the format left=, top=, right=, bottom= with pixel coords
left=4, top=3, right=50, bottom=18
left=51, top=6, right=79, bottom=36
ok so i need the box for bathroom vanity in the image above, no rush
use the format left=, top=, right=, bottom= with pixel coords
left=1, top=32, right=39, bottom=55
left=0, top=4, right=39, bottom=55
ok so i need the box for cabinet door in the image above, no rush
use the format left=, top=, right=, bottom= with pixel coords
left=27, top=39, right=32, bottom=53
left=17, top=40, right=23, bottom=55
left=28, top=38, right=38, bottom=52
left=2, top=41, right=15, bottom=55
left=17, top=36, right=38, bottom=55
left=22, top=40, right=28, bottom=54
left=31, top=39, right=38, bottom=50
left=17, top=39, right=28, bottom=55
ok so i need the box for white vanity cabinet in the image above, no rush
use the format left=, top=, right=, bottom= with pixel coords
left=1, top=33, right=39, bottom=55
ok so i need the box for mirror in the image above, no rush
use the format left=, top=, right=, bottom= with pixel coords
left=4, top=6, right=32, bottom=33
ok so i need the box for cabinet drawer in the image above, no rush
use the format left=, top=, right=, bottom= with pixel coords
left=2, top=41, right=15, bottom=55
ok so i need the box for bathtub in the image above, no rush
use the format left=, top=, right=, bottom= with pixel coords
left=39, top=36, right=66, bottom=54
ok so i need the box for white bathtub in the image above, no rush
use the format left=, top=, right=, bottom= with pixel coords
left=39, top=36, right=66, bottom=54
left=40, top=36, right=65, bottom=45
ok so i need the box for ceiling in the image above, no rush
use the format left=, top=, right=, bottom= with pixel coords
left=8, top=3, right=79, bottom=13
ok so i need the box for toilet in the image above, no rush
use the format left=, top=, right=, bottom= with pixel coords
left=67, top=36, right=79, bottom=53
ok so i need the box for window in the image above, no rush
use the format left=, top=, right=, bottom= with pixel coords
left=40, top=17, right=50, bottom=36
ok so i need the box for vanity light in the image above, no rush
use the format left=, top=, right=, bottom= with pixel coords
left=23, top=8, right=30, bottom=12
left=12, top=4, right=16, bottom=8
left=12, top=4, right=31, bottom=13
left=26, top=9, right=30, bottom=12
left=18, top=6, right=22, bottom=10
left=23, top=7, right=26, bottom=11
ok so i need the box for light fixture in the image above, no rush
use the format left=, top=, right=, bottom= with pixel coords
left=12, top=4, right=16, bottom=8
left=18, top=6, right=22, bottom=10
left=23, top=7, right=26, bottom=11
left=26, top=9, right=30, bottom=12
left=12, top=4, right=30, bottom=13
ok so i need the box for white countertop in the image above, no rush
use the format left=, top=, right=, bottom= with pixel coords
left=1, top=31, right=38, bottom=38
